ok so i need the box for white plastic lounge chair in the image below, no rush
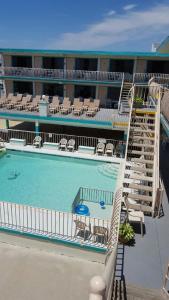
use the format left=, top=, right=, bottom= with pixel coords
left=33, top=136, right=42, bottom=148
left=49, top=97, right=60, bottom=113
left=83, top=99, right=90, bottom=111
left=73, top=102, right=83, bottom=116
left=6, top=94, right=23, bottom=109
left=59, top=138, right=67, bottom=150
left=16, top=95, right=32, bottom=110
left=60, top=101, right=71, bottom=114
left=93, top=99, right=100, bottom=111
left=27, top=95, right=41, bottom=111
left=71, top=98, right=80, bottom=110
left=86, top=103, right=97, bottom=117
left=96, top=142, right=105, bottom=155
left=67, top=139, right=75, bottom=151
left=105, top=143, right=114, bottom=156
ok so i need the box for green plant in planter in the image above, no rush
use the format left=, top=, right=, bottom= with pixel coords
left=119, top=223, right=135, bottom=244
left=134, top=96, right=144, bottom=108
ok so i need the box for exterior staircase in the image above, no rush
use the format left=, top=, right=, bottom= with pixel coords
left=123, top=108, right=159, bottom=215
left=119, top=82, right=133, bottom=114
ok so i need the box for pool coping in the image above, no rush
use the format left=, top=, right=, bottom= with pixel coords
left=4, top=143, right=123, bottom=164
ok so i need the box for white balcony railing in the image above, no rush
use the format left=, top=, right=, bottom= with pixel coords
left=0, top=67, right=124, bottom=83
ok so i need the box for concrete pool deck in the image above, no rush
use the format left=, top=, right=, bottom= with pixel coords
left=0, top=231, right=104, bottom=300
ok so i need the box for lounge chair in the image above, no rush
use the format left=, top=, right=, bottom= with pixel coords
left=33, top=136, right=42, bottom=148
left=93, top=99, right=100, bottom=111
left=83, top=99, right=90, bottom=111
left=92, top=225, right=108, bottom=244
left=86, top=103, right=97, bottom=117
left=16, top=95, right=32, bottom=110
left=74, top=220, right=88, bottom=241
left=49, top=97, right=60, bottom=113
left=0, top=96, right=7, bottom=107
left=6, top=94, right=23, bottom=109
left=71, top=98, right=80, bottom=110
left=67, top=139, right=75, bottom=151
left=105, top=143, right=114, bottom=156
left=59, top=138, right=67, bottom=150
left=60, top=97, right=70, bottom=108
left=96, top=142, right=105, bottom=155
left=73, top=102, right=83, bottom=116
left=27, top=95, right=41, bottom=111
left=60, top=101, right=71, bottom=114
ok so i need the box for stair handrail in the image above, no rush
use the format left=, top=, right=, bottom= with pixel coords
left=118, top=72, right=125, bottom=112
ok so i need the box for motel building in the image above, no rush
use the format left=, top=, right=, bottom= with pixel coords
left=0, top=37, right=169, bottom=299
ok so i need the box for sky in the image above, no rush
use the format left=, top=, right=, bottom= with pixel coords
left=0, top=0, right=169, bottom=51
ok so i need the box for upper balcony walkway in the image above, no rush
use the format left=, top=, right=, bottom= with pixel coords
left=0, top=67, right=169, bottom=85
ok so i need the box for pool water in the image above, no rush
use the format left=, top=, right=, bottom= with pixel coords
left=0, top=150, right=119, bottom=218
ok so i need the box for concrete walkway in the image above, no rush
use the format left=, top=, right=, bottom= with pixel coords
left=0, top=232, right=104, bottom=300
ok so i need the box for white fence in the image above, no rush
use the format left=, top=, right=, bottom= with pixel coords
left=0, top=200, right=111, bottom=249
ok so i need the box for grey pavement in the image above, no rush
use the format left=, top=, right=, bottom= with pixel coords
left=0, top=233, right=104, bottom=300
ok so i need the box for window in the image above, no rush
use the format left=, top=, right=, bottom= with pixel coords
left=75, top=58, right=98, bottom=71
left=12, top=56, right=32, bottom=68
left=109, top=59, right=134, bottom=74
left=43, top=57, right=64, bottom=69
left=147, top=60, right=169, bottom=73
left=74, top=85, right=96, bottom=98
left=43, top=83, right=63, bottom=96
left=13, top=81, right=33, bottom=94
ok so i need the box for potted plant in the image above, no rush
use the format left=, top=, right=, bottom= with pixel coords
left=133, top=96, right=144, bottom=108
left=119, top=223, right=135, bottom=244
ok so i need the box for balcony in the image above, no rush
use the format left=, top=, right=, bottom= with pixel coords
left=0, top=67, right=125, bottom=85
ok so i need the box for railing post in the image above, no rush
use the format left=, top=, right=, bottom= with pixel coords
left=89, top=276, right=106, bottom=300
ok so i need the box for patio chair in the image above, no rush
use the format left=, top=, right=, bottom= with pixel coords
left=60, top=101, right=71, bottom=114
left=86, top=103, right=97, bottom=117
left=60, top=97, right=70, bottom=108
left=0, top=96, right=7, bottom=107
left=6, top=94, right=23, bottom=109
left=73, top=102, right=83, bottom=116
left=124, top=196, right=145, bottom=237
left=59, top=138, right=67, bottom=150
left=96, top=142, right=105, bottom=155
left=27, top=95, right=41, bottom=111
left=71, top=98, right=80, bottom=110
left=49, top=97, right=60, bottom=113
left=67, top=139, right=75, bottom=151
left=33, top=136, right=42, bottom=148
left=74, top=220, right=88, bottom=241
left=83, top=98, right=90, bottom=111
left=93, top=99, right=100, bottom=111
left=105, top=143, right=114, bottom=156
left=92, top=225, right=108, bottom=244
left=16, top=95, right=32, bottom=110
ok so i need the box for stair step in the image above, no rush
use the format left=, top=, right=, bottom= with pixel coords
left=126, top=193, right=153, bottom=202
left=131, top=136, right=154, bottom=141
left=130, top=122, right=155, bottom=127
left=125, top=173, right=153, bottom=182
left=128, top=142, right=154, bottom=148
left=126, top=165, right=153, bottom=174
left=124, top=183, right=153, bottom=192
left=128, top=150, right=154, bottom=156
left=130, top=158, right=154, bottom=164
left=130, top=127, right=155, bottom=134
left=132, top=115, right=155, bottom=120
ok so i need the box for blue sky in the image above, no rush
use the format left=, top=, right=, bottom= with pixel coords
left=0, top=0, right=169, bottom=51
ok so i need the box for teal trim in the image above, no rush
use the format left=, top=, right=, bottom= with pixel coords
left=0, top=226, right=107, bottom=254
left=1, top=48, right=169, bottom=57
left=0, top=75, right=122, bottom=86
left=161, top=113, right=169, bottom=137
left=0, top=111, right=112, bottom=128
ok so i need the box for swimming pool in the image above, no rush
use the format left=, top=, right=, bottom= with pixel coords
left=0, top=150, right=119, bottom=218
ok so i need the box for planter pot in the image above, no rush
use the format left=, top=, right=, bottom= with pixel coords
left=118, top=236, right=129, bottom=244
